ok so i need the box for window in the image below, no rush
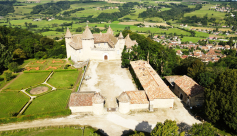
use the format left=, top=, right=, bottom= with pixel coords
left=98, top=43, right=100, bottom=46
left=117, top=50, right=119, bottom=54
left=104, top=43, right=106, bottom=46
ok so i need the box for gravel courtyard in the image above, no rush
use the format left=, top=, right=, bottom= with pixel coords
left=80, top=60, right=136, bottom=108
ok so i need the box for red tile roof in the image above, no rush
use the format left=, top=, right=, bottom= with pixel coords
left=174, top=75, right=204, bottom=97
left=130, top=60, right=175, bottom=100
left=126, top=91, right=149, bottom=104
left=69, top=93, right=94, bottom=106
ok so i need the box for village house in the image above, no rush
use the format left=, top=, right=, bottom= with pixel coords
left=176, top=50, right=183, bottom=56
left=117, top=60, right=175, bottom=113
left=65, top=26, right=137, bottom=62
left=165, top=75, right=204, bottom=107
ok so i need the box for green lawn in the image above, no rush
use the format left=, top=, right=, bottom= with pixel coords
left=1, top=126, right=99, bottom=136
left=24, top=89, right=71, bottom=115
left=0, top=91, right=29, bottom=118
left=48, top=70, right=80, bottom=89
left=5, top=72, right=50, bottom=90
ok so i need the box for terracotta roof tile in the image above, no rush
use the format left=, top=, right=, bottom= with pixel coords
left=92, top=92, right=105, bottom=104
left=130, top=60, right=175, bottom=100
left=69, top=93, right=94, bottom=106
left=174, top=75, right=204, bottom=97
left=125, top=34, right=137, bottom=49
left=117, top=92, right=130, bottom=103
left=126, top=91, right=149, bottom=104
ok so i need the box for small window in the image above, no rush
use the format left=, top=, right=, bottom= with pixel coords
left=98, top=43, right=100, bottom=46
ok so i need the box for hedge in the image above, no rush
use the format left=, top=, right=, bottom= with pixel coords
left=23, top=70, right=52, bottom=73
left=0, top=109, right=71, bottom=124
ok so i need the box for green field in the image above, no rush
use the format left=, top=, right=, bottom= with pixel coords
left=0, top=91, right=29, bottom=118
left=184, top=4, right=226, bottom=21
left=5, top=72, right=50, bottom=90
left=48, top=70, right=80, bottom=89
left=24, top=89, right=71, bottom=115
left=0, top=126, right=99, bottom=136
left=181, top=37, right=204, bottom=43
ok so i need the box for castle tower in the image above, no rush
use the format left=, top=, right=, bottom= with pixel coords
left=82, top=25, right=94, bottom=57
left=65, top=27, right=72, bottom=59
left=107, top=25, right=113, bottom=35
left=118, top=31, right=125, bottom=49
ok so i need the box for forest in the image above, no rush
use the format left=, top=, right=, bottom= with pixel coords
left=139, top=4, right=202, bottom=21
left=177, top=14, right=216, bottom=26
left=0, top=1, right=15, bottom=16
left=0, top=26, right=66, bottom=74
left=121, top=30, right=237, bottom=134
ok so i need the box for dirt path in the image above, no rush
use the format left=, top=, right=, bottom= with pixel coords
left=0, top=99, right=200, bottom=136
left=0, top=72, right=23, bottom=92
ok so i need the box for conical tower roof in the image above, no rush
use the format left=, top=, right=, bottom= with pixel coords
left=107, top=25, right=113, bottom=35
left=118, top=31, right=124, bottom=39
left=92, top=92, right=105, bottom=104
left=117, top=92, right=130, bottom=103
left=65, top=27, right=72, bottom=38
left=82, top=25, right=94, bottom=40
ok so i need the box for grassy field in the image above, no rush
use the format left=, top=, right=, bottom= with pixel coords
left=5, top=72, right=50, bottom=90
left=1, top=126, right=99, bottom=136
left=181, top=37, right=204, bottom=43
left=0, top=72, right=19, bottom=90
left=24, top=89, right=71, bottom=115
left=0, top=91, right=29, bottom=118
left=48, top=70, right=80, bottom=89
left=184, top=4, right=226, bottom=21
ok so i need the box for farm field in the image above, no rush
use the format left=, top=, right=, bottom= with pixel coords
left=1, top=126, right=99, bottom=136
left=23, top=89, right=71, bottom=115
left=181, top=37, right=203, bottom=43
left=5, top=72, right=50, bottom=90
left=184, top=4, right=226, bottom=21
left=48, top=70, right=81, bottom=89
left=0, top=91, right=29, bottom=118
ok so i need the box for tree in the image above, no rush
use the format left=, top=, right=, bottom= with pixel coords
left=0, top=44, right=12, bottom=74
left=205, top=69, right=237, bottom=133
left=187, top=59, right=205, bottom=80
left=121, top=45, right=130, bottom=68
left=13, top=48, right=27, bottom=59
left=189, top=122, right=218, bottom=136
left=8, top=62, right=19, bottom=73
left=4, top=72, right=12, bottom=82
left=151, top=120, right=180, bottom=136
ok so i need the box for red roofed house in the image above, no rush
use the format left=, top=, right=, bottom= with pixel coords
left=69, top=92, right=105, bottom=115
left=173, top=75, right=204, bottom=107
left=176, top=50, right=183, bottom=56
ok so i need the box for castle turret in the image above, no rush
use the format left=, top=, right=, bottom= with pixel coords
left=82, top=25, right=94, bottom=51
left=118, top=31, right=124, bottom=39
left=65, top=27, right=72, bottom=59
left=107, top=25, right=113, bottom=35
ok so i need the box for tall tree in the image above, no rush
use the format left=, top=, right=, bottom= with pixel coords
left=151, top=120, right=179, bottom=136
left=205, top=69, right=237, bottom=133
left=189, top=122, right=218, bottom=136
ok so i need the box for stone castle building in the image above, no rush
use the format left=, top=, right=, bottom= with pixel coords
left=65, top=26, right=138, bottom=62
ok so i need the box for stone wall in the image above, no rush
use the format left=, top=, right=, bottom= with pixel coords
left=69, top=106, right=93, bottom=113
left=153, top=99, right=174, bottom=108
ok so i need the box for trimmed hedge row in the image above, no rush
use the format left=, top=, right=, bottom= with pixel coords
left=23, top=69, right=77, bottom=73
left=0, top=109, right=71, bottom=124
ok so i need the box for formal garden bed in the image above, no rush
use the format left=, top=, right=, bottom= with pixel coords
left=0, top=91, right=29, bottom=118
left=23, top=89, right=72, bottom=115
left=48, top=70, right=81, bottom=89
left=4, top=72, right=51, bottom=91
left=26, top=84, right=52, bottom=96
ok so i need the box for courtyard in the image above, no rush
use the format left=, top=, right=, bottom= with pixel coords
left=80, top=60, right=136, bottom=109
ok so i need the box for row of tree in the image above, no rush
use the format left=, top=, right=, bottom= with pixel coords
left=139, top=4, right=202, bottom=21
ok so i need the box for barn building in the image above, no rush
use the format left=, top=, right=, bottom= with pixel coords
left=117, top=60, right=176, bottom=114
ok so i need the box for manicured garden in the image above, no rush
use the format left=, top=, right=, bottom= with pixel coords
left=23, top=90, right=72, bottom=115
left=5, top=72, right=51, bottom=90
left=48, top=70, right=81, bottom=89
left=0, top=91, right=29, bottom=118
